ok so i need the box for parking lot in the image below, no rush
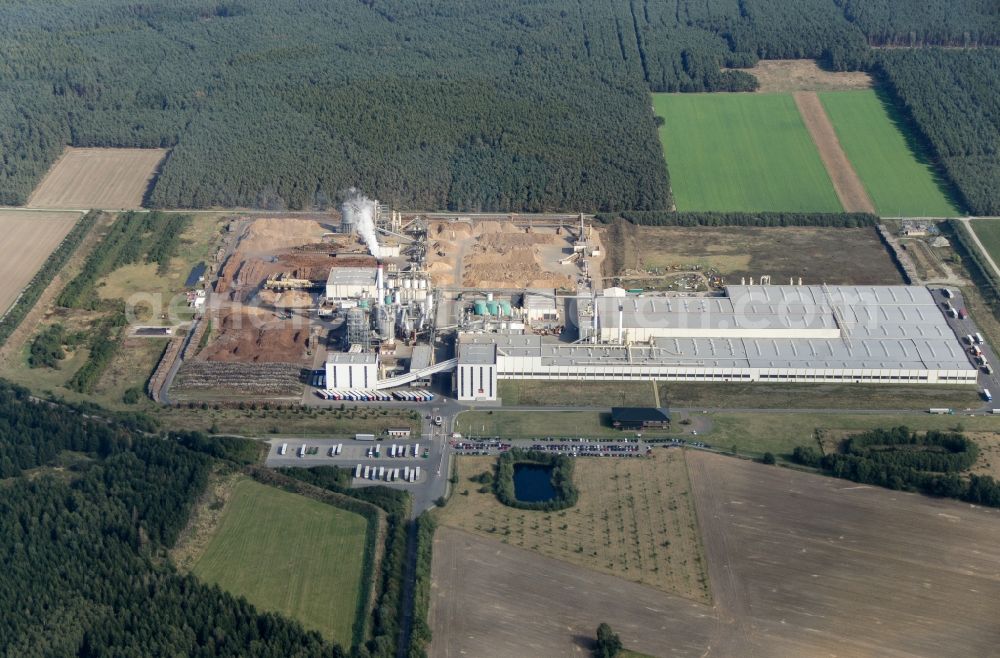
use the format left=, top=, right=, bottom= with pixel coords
left=265, top=437, right=433, bottom=484
left=930, top=286, right=1000, bottom=410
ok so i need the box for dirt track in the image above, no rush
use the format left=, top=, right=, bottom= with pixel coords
left=793, top=91, right=876, bottom=214
left=430, top=451, right=1000, bottom=657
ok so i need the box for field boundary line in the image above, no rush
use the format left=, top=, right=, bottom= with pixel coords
left=793, top=91, right=876, bottom=214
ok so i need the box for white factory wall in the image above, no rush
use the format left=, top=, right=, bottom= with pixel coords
left=326, top=283, right=371, bottom=299
left=596, top=326, right=841, bottom=342
left=492, top=355, right=975, bottom=386
left=456, top=364, right=497, bottom=401
left=326, top=362, right=378, bottom=389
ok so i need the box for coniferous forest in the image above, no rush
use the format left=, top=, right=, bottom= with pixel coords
left=0, top=0, right=997, bottom=213
left=0, top=380, right=342, bottom=656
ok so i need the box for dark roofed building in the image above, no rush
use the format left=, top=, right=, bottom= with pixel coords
left=611, top=407, right=670, bottom=431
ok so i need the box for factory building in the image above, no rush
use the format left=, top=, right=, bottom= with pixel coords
left=326, top=352, right=379, bottom=389
left=455, top=341, right=498, bottom=401
left=523, top=289, right=559, bottom=327
left=326, top=267, right=377, bottom=300
left=456, top=285, right=976, bottom=401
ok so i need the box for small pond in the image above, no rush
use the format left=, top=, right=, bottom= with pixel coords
left=512, top=463, right=556, bottom=503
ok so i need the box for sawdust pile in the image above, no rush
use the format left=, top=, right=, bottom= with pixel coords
left=463, top=229, right=574, bottom=289
left=238, top=217, right=330, bottom=254
left=257, top=290, right=314, bottom=308
left=199, top=308, right=310, bottom=363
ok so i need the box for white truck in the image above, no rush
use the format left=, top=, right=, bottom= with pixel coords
left=278, top=443, right=288, bottom=456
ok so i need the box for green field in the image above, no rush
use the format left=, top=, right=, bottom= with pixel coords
left=653, top=93, right=842, bottom=212
left=971, top=219, right=1000, bottom=265
left=192, top=478, right=368, bottom=646
left=819, top=90, right=961, bottom=217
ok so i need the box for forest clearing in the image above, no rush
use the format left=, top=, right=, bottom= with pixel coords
left=191, top=478, right=368, bottom=646
left=26, top=147, right=167, bottom=210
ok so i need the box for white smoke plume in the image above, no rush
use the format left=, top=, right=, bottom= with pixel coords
left=342, top=189, right=381, bottom=258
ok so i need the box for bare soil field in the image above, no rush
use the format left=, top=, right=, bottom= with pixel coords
left=0, top=211, right=80, bottom=313
left=794, top=91, right=876, bottom=213
left=600, top=224, right=902, bottom=285
left=429, top=527, right=716, bottom=658
left=430, top=452, right=1000, bottom=657
left=198, top=308, right=311, bottom=363
left=26, top=147, right=167, bottom=209
left=427, top=220, right=593, bottom=289
left=436, top=452, right=709, bottom=601
left=688, top=451, right=1000, bottom=657
left=740, top=59, right=874, bottom=93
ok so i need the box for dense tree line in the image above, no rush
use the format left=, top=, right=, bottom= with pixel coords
left=595, top=211, right=878, bottom=227
left=407, top=514, right=436, bottom=658
left=0, top=379, right=342, bottom=656
left=173, top=430, right=265, bottom=465
left=837, top=0, right=1000, bottom=47
left=793, top=426, right=1000, bottom=506
left=2, top=1, right=997, bottom=213
left=877, top=49, right=1000, bottom=216
left=494, top=449, right=579, bottom=511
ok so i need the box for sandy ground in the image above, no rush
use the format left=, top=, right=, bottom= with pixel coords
left=198, top=307, right=310, bottom=363
left=26, top=147, right=166, bottom=209
left=742, top=60, right=874, bottom=93
left=0, top=211, right=80, bottom=312
left=427, top=220, right=582, bottom=289
left=237, top=217, right=334, bottom=255
left=793, top=91, right=876, bottom=213
left=430, top=451, right=1000, bottom=657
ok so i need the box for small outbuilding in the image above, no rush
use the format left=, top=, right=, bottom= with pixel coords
left=611, top=407, right=671, bottom=430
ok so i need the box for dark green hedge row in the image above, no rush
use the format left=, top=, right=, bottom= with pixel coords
left=171, top=431, right=264, bottom=466
left=594, top=211, right=879, bottom=228
left=407, top=514, right=437, bottom=658
left=793, top=426, right=1000, bottom=506
left=494, top=449, right=579, bottom=512
left=842, top=427, right=978, bottom=472
left=0, top=210, right=98, bottom=347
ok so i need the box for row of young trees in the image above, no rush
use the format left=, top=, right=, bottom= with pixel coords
left=0, top=379, right=341, bottom=655
left=2, top=1, right=997, bottom=213
left=793, top=426, right=1000, bottom=507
